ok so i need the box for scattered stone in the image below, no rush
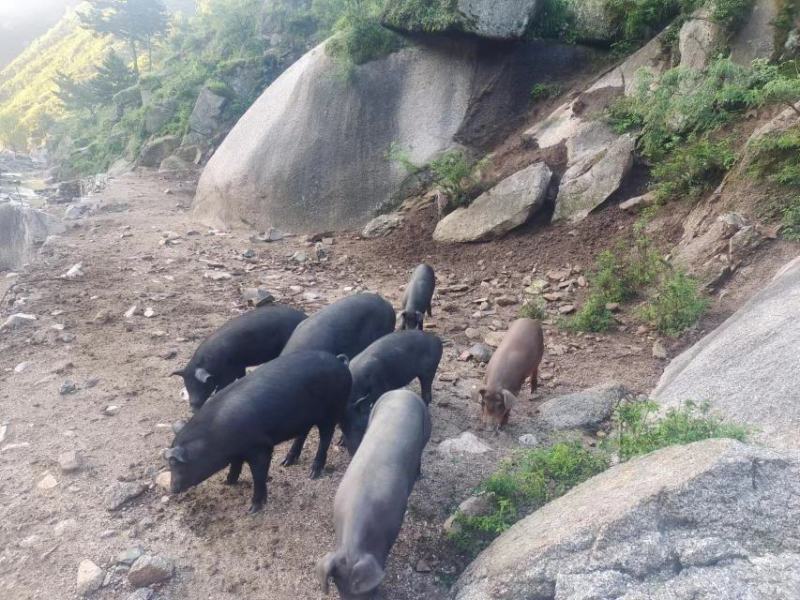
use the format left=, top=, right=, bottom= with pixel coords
left=577, top=275, right=588, bottom=287
left=538, top=383, right=631, bottom=431
left=546, top=269, right=570, bottom=281
left=362, top=214, right=403, bottom=238
left=464, top=328, right=481, bottom=340
left=104, top=405, right=120, bottom=416
left=59, top=381, right=78, bottom=395
left=37, top=472, right=58, bottom=490
left=290, top=251, right=308, bottom=264
left=58, top=450, right=82, bottom=473
left=1, top=313, right=37, bottom=329
left=14, top=361, right=31, bottom=373
left=242, top=287, right=275, bottom=306
left=94, top=309, right=114, bottom=324
left=484, top=331, right=505, bottom=348
left=128, top=554, right=174, bottom=587
left=105, top=482, right=146, bottom=511
left=1, top=442, right=29, bottom=452
left=518, top=433, right=539, bottom=447
left=415, top=558, right=433, bottom=573
left=558, top=304, right=576, bottom=315
left=117, top=547, right=145, bottom=566
left=62, top=263, right=84, bottom=279
left=203, top=270, right=232, bottom=281
left=54, top=519, right=78, bottom=536
left=125, top=589, right=155, bottom=600
left=76, top=560, right=105, bottom=596
left=125, top=305, right=139, bottom=319
left=0, top=423, right=7, bottom=444
left=652, top=340, right=668, bottom=360
left=64, top=204, right=91, bottom=220
left=252, top=227, right=286, bottom=243
left=143, top=308, right=155, bottom=318
left=155, top=471, right=171, bottom=491
left=620, top=192, right=655, bottom=211
left=438, top=432, right=491, bottom=455
left=543, top=293, right=564, bottom=302
left=468, top=343, right=493, bottom=363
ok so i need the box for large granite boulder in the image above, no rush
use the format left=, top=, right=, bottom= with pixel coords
left=0, top=203, right=64, bottom=271
left=454, top=439, right=800, bottom=599
left=433, top=162, right=551, bottom=242
left=383, top=0, right=542, bottom=40
left=679, top=10, right=725, bottom=70
left=188, top=87, right=228, bottom=138
left=138, top=135, right=180, bottom=168
left=194, top=39, right=595, bottom=232
left=653, top=257, right=800, bottom=449
left=552, top=122, right=635, bottom=223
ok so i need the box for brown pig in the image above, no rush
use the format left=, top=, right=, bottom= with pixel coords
left=476, top=318, right=544, bottom=430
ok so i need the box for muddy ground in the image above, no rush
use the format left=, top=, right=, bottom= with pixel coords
left=0, top=171, right=791, bottom=600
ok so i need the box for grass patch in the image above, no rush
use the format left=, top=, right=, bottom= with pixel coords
left=519, top=298, right=547, bottom=321
left=450, top=443, right=609, bottom=555
left=749, top=125, right=800, bottom=188
left=451, top=401, right=748, bottom=556
left=606, top=399, right=748, bottom=461
left=381, top=0, right=462, bottom=33
left=651, top=137, right=736, bottom=202
left=639, top=270, right=709, bottom=336
left=530, top=82, right=562, bottom=103
left=327, top=1, right=403, bottom=70
left=782, top=197, right=800, bottom=240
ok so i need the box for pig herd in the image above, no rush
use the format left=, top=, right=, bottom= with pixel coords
left=163, top=263, right=544, bottom=599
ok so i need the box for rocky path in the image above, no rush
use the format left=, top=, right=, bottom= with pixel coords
left=0, top=171, right=675, bottom=599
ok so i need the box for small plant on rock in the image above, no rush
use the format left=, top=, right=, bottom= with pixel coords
left=639, top=270, right=709, bottom=336
left=429, top=150, right=487, bottom=207
left=519, top=298, right=547, bottom=320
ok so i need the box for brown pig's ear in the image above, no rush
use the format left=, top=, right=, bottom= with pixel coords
left=501, top=390, right=518, bottom=411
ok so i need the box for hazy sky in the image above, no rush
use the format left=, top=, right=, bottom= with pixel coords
left=0, top=1, right=80, bottom=69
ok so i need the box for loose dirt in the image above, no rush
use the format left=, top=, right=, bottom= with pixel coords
left=0, top=170, right=787, bottom=600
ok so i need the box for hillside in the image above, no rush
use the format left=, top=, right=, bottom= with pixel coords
left=0, top=0, right=81, bottom=69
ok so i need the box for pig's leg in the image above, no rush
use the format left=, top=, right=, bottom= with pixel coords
left=500, top=410, right=510, bottom=430
left=281, top=430, right=309, bottom=467
left=247, top=446, right=274, bottom=514
left=530, top=367, right=539, bottom=393
left=225, top=458, right=244, bottom=485
left=309, top=423, right=335, bottom=479
left=427, top=303, right=433, bottom=317
left=419, top=373, right=433, bottom=405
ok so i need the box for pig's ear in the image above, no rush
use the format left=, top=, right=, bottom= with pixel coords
left=474, top=387, right=487, bottom=405
left=336, top=354, right=350, bottom=367
left=165, top=446, right=188, bottom=463
left=351, top=554, right=384, bottom=595
left=194, top=368, right=213, bottom=384
left=169, top=369, right=185, bottom=377
left=316, top=552, right=339, bottom=594
left=172, top=420, right=187, bottom=434
left=501, top=389, right=518, bottom=410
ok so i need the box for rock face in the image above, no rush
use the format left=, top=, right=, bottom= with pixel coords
left=0, top=204, right=64, bottom=271
left=730, top=0, right=779, bottom=65
left=362, top=213, right=403, bottom=238
left=138, top=135, right=180, bottom=168
left=434, top=162, right=551, bottom=242
left=537, top=383, right=630, bottom=430
left=552, top=123, right=635, bottom=223
left=456, top=0, right=542, bottom=39
left=143, top=99, right=177, bottom=135
left=188, top=87, right=228, bottom=138
left=454, top=439, right=800, bottom=600
left=679, top=11, right=724, bottom=70
left=194, top=39, right=596, bottom=232
left=653, top=258, right=800, bottom=449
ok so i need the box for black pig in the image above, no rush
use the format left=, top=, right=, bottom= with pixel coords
left=172, top=304, right=307, bottom=411
left=400, top=264, right=435, bottom=331
left=340, top=330, right=442, bottom=454
left=165, top=351, right=351, bottom=513
left=317, top=390, right=431, bottom=600
left=281, top=293, right=395, bottom=360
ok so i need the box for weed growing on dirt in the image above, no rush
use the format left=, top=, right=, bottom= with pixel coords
left=782, top=197, right=800, bottom=240
left=530, top=82, right=562, bottom=102
left=651, top=137, right=736, bottom=202
left=382, top=0, right=462, bottom=33
left=519, top=298, right=547, bottom=320
left=639, top=270, right=709, bottom=336
left=430, top=150, right=487, bottom=207
left=450, top=443, right=609, bottom=556
left=606, top=400, right=748, bottom=461
left=749, top=126, right=800, bottom=188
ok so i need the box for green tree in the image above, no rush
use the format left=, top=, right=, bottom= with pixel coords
left=78, top=0, right=169, bottom=75
left=53, top=51, right=136, bottom=115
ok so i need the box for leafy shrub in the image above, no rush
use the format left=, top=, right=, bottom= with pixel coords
left=528, top=0, right=576, bottom=41
left=748, top=126, right=800, bottom=188
left=607, top=400, right=748, bottom=461
left=430, top=150, right=487, bottom=207
left=519, top=298, right=547, bottom=321
left=326, top=0, right=403, bottom=70
left=567, top=293, right=614, bottom=332
left=782, top=197, right=800, bottom=240
left=381, top=0, right=462, bottom=33
left=530, top=82, right=562, bottom=102
left=651, top=137, right=736, bottom=202
left=639, top=270, right=709, bottom=336
left=451, top=443, right=609, bottom=555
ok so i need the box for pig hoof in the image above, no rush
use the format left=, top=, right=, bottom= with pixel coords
left=280, top=456, right=298, bottom=467
left=309, top=465, right=323, bottom=479
left=247, top=502, right=265, bottom=514
left=224, top=479, right=240, bottom=486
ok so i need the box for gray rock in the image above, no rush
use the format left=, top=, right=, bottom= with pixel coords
left=105, top=482, right=147, bottom=511
left=444, top=493, right=496, bottom=534
left=679, top=11, right=724, bottom=70
left=1, top=313, right=37, bottom=329
left=242, top=287, right=274, bottom=306
left=652, top=340, right=668, bottom=360
left=138, top=136, right=180, bottom=169
left=57, top=180, right=82, bottom=202
left=468, top=343, right=493, bottom=363
left=117, top=547, right=145, bottom=566
left=454, top=439, right=800, bottom=600
left=553, top=123, right=635, bottom=223
left=158, top=154, right=195, bottom=172
left=0, top=204, right=64, bottom=271
left=653, top=257, right=800, bottom=449
left=58, top=450, right=82, bottom=473
left=194, top=40, right=596, bottom=232
left=59, top=380, right=78, bottom=395
left=362, top=214, right=403, bottom=239
left=144, top=100, right=177, bottom=135
left=730, top=0, right=778, bottom=65
left=76, top=559, right=104, bottom=596
left=538, top=383, right=630, bottom=431
left=128, top=554, right=174, bottom=587
left=174, top=145, right=203, bottom=165
left=434, top=162, right=551, bottom=243
left=563, top=0, right=620, bottom=43
left=64, top=203, right=92, bottom=220
left=188, top=87, right=228, bottom=137
left=455, top=0, right=542, bottom=39
left=518, top=433, right=539, bottom=447
left=126, top=589, right=155, bottom=600
left=438, top=432, right=491, bottom=455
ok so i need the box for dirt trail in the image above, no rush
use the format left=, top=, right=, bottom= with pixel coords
left=0, top=171, right=779, bottom=600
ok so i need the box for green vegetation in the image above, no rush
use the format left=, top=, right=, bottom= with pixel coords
left=782, top=198, right=800, bottom=240
left=607, top=399, right=748, bottom=461
left=639, top=270, right=709, bottom=335
left=519, top=297, right=547, bottom=321
left=568, top=293, right=615, bottom=332
left=450, top=443, right=609, bottom=554
left=326, top=0, right=402, bottom=71
left=452, top=401, right=748, bottom=556
left=608, top=58, right=800, bottom=203
left=381, top=0, right=462, bottom=34
left=430, top=151, right=489, bottom=208
left=530, top=82, right=562, bottom=103
left=749, top=126, right=800, bottom=187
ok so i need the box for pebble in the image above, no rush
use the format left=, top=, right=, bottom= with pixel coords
left=125, top=305, right=139, bottom=319
left=605, top=302, right=621, bottom=312
left=59, top=381, right=78, bottom=395
left=558, top=304, right=576, bottom=315
left=437, top=432, right=491, bottom=455
left=54, top=519, right=78, bottom=536
left=14, top=361, right=31, bottom=373
left=105, top=482, right=146, bottom=511
left=518, top=434, right=539, bottom=447
left=291, top=251, right=308, bottom=264
left=464, top=328, right=481, bottom=340
left=652, top=340, right=668, bottom=360
left=104, top=405, right=120, bottom=416
left=0, top=423, right=7, bottom=444
left=37, top=472, right=58, bottom=490
left=495, top=296, right=516, bottom=307
left=76, top=559, right=105, bottom=596
left=1, top=442, right=30, bottom=452
left=126, top=589, right=155, bottom=600
left=468, top=343, right=493, bottom=363
left=204, top=271, right=232, bottom=281
left=143, top=307, right=155, bottom=318
left=63, top=263, right=84, bottom=279
left=117, top=547, right=145, bottom=566
left=242, top=288, right=274, bottom=306
left=59, top=450, right=82, bottom=473
left=1, top=313, right=37, bottom=329
left=484, top=331, right=505, bottom=348
left=128, top=554, right=174, bottom=587
left=415, top=558, right=432, bottom=573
